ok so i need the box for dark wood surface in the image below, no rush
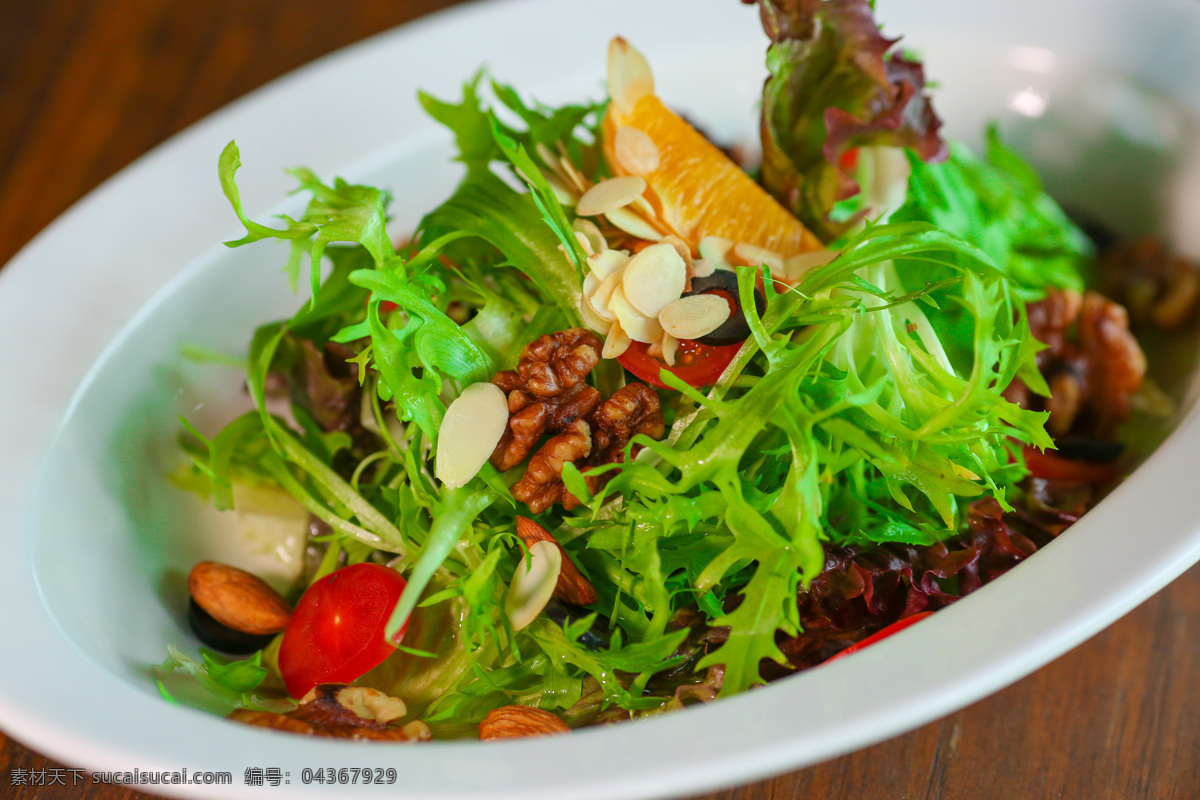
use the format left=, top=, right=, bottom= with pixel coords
left=2, top=1, right=1198, bottom=798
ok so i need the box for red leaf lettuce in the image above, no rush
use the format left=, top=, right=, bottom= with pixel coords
left=749, top=0, right=947, bottom=240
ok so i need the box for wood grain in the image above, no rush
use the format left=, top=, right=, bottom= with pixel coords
left=2, top=2, right=1198, bottom=799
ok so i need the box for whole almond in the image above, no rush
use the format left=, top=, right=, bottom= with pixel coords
left=478, top=705, right=570, bottom=741
left=515, top=517, right=599, bottom=607
left=188, top=561, right=292, bottom=635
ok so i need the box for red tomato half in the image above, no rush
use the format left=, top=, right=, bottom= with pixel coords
left=824, top=611, right=935, bottom=664
left=618, top=339, right=741, bottom=389
left=1022, top=446, right=1118, bottom=484
left=278, top=563, right=409, bottom=698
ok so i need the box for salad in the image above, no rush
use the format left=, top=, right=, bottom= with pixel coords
left=157, top=0, right=1180, bottom=741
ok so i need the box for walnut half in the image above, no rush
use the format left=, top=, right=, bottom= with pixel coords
left=490, top=328, right=665, bottom=514
left=229, top=684, right=431, bottom=742
left=1005, top=289, right=1146, bottom=437
left=565, top=383, right=664, bottom=510
left=491, top=329, right=603, bottom=472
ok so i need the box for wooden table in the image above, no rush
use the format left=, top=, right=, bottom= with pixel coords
left=2, top=1, right=1198, bottom=798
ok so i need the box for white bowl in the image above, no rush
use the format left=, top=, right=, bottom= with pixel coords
left=3, top=0, right=1200, bottom=798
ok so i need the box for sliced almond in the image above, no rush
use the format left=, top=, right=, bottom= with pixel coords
left=698, top=236, right=735, bottom=265
left=544, top=171, right=579, bottom=205
left=614, top=125, right=661, bottom=174
left=576, top=176, right=647, bottom=217
left=557, top=149, right=590, bottom=195
left=505, top=540, right=562, bottom=631
left=479, top=705, right=570, bottom=741
left=515, top=517, right=598, bottom=606
left=583, top=269, right=601, bottom=299
left=573, top=230, right=595, bottom=257
left=607, top=37, right=655, bottom=118
left=628, top=194, right=657, bottom=219
left=692, top=257, right=716, bottom=279
left=587, top=248, right=630, bottom=281
left=605, top=206, right=665, bottom=242
left=602, top=319, right=632, bottom=359
left=660, top=234, right=695, bottom=290
left=622, top=242, right=687, bottom=318
left=659, top=294, right=732, bottom=340
left=732, top=242, right=784, bottom=274
left=609, top=284, right=665, bottom=343
left=435, top=382, right=509, bottom=489
left=662, top=332, right=680, bottom=366
left=579, top=292, right=613, bottom=335
left=589, top=268, right=624, bottom=322
left=572, top=218, right=608, bottom=256
left=660, top=234, right=695, bottom=265
left=535, top=142, right=567, bottom=181
left=188, top=561, right=292, bottom=635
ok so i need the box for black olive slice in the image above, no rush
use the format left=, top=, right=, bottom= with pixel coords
left=541, top=599, right=610, bottom=651
left=684, top=270, right=767, bottom=347
left=187, top=598, right=275, bottom=655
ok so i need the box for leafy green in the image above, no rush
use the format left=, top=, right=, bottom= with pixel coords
left=753, top=0, right=946, bottom=240
left=891, top=128, right=1092, bottom=295
left=154, top=647, right=290, bottom=716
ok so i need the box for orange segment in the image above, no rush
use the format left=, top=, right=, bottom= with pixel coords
left=603, top=95, right=823, bottom=257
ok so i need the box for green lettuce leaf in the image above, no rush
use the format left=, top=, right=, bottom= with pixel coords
left=891, top=128, right=1092, bottom=295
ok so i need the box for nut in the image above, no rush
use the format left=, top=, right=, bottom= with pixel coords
left=622, top=242, right=687, bottom=318
left=607, top=37, right=655, bottom=117
left=602, top=319, right=632, bottom=359
left=504, top=540, right=563, bottom=631
left=614, top=125, right=661, bottom=174
left=588, top=268, right=624, bottom=321
left=516, top=517, right=599, bottom=606
left=608, top=285, right=664, bottom=344
left=731, top=241, right=784, bottom=274
left=478, top=705, right=571, bottom=741
left=576, top=176, right=647, bottom=217
left=658, top=294, right=732, bottom=340
left=587, top=249, right=630, bottom=282
left=573, top=218, right=608, bottom=256
left=435, top=381, right=510, bottom=489
left=188, top=561, right=292, bottom=635
left=661, top=331, right=680, bottom=366
left=228, top=683, right=432, bottom=742
left=295, top=685, right=407, bottom=726
left=603, top=205, right=664, bottom=242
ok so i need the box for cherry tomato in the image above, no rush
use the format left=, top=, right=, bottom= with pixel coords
left=824, top=611, right=934, bottom=664
left=1022, top=446, right=1118, bottom=484
left=618, top=339, right=741, bottom=389
left=278, top=563, right=409, bottom=698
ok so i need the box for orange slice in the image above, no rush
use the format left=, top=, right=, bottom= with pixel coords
left=603, top=38, right=823, bottom=258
